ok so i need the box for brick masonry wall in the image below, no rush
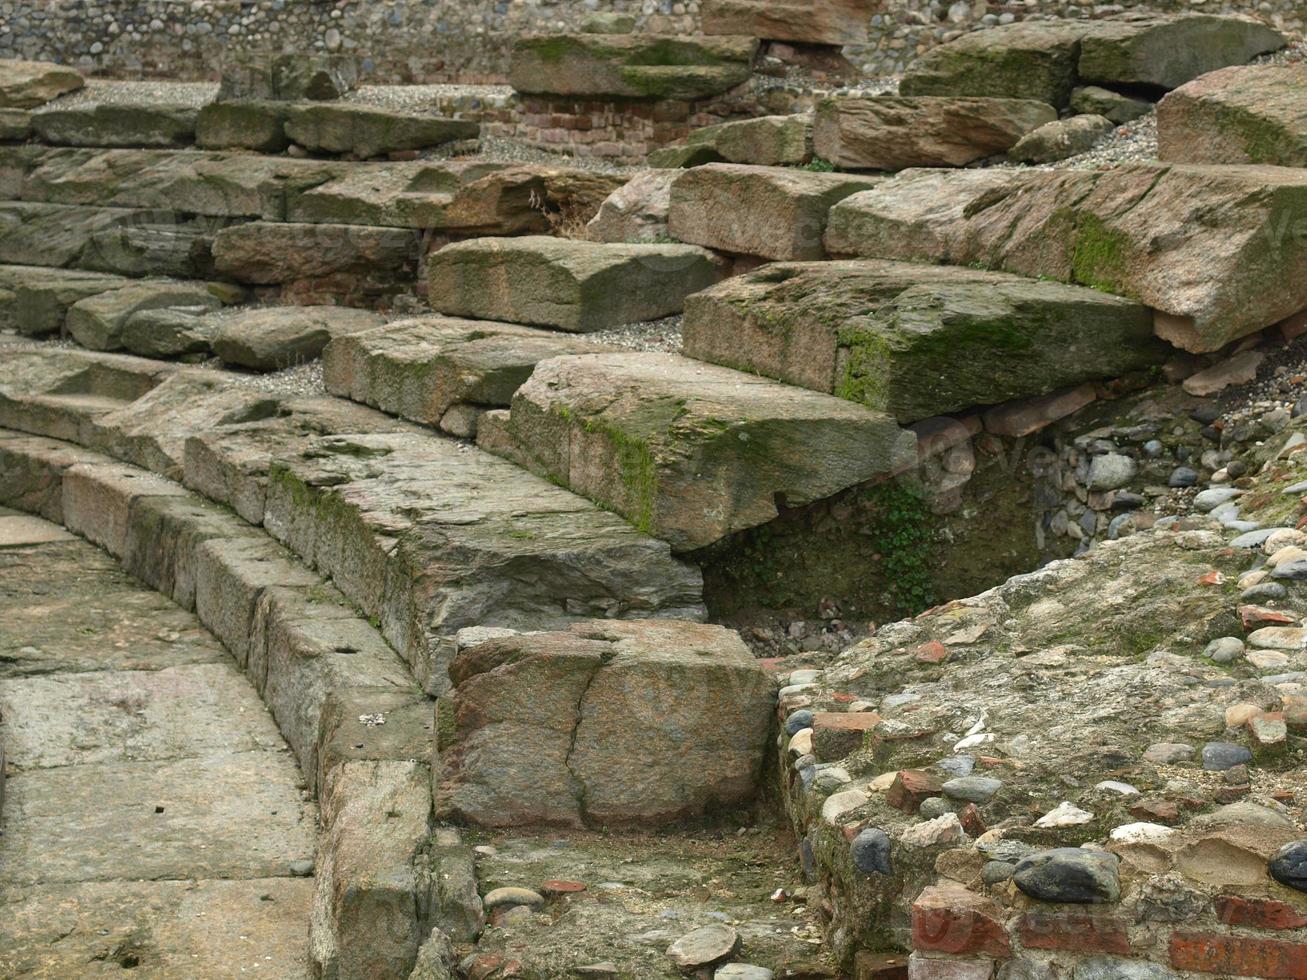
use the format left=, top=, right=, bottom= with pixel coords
left=0, top=0, right=1301, bottom=83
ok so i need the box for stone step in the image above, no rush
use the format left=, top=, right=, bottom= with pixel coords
left=681, top=258, right=1163, bottom=423
left=899, top=14, right=1286, bottom=110
left=10, top=146, right=346, bottom=220
left=0, top=429, right=444, bottom=978
left=683, top=112, right=814, bottom=167
left=427, top=236, right=725, bottom=332
left=813, top=96, right=1056, bottom=171
left=667, top=162, right=880, bottom=261
left=476, top=351, right=917, bottom=551
left=823, top=163, right=1307, bottom=354
left=287, top=159, right=624, bottom=232
left=439, top=620, right=773, bottom=828
left=0, top=201, right=236, bottom=279
left=32, top=103, right=199, bottom=149
left=0, top=346, right=705, bottom=694
left=0, top=264, right=130, bottom=337
left=0, top=59, right=84, bottom=110
left=1158, top=63, right=1307, bottom=167
left=211, top=220, right=421, bottom=303
left=510, top=34, right=758, bottom=101
left=210, top=305, right=386, bottom=371
left=322, top=315, right=613, bottom=435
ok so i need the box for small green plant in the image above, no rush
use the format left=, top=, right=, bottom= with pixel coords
left=800, top=157, right=836, bottom=172
left=863, top=481, right=935, bottom=616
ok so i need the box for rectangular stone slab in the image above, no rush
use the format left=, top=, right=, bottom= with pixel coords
left=667, top=163, right=881, bottom=261
left=426, top=236, right=724, bottom=332
left=824, top=163, right=1307, bottom=353
left=681, top=259, right=1161, bottom=422
left=701, top=0, right=877, bottom=46
left=19, top=147, right=345, bottom=220
left=282, top=104, right=479, bottom=159
left=1157, top=63, right=1307, bottom=167
left=0, top=201, right=231, bottom=278
left=31, top=103, right=198, bottom=148
left=322, top=315, right=614, bottom=427
left=509, top=34, right=758, bottom=101
left=261, top=430, right=705, bottom=693
left=813, top=96, right=1056, bottom=170
left=476, top=351, right=917, bottom=551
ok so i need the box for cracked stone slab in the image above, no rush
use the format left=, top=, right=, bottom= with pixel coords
left=439, top=619, right=773, bottom=827
left=477, top=351, right=917, bottom=551
left=322, top=315, right=614, bottom=429
left=0, top=750, right=314, bottom=886
left=427, top=235, right=725, bottom=332
left=32, top=103, right=198, bottom=148
left=681, top=258, right=1161, bottom=423
left=0, top=878, right=315, bottom=978
left=0, top=59, right=84, bottom=109
left=825, top=163, right=1307, bottom=353
left=0, top=663, right=285, bottom=770
left=282, top=103, right=479, bottom=159
left=261, top=430, right=705, bottom=694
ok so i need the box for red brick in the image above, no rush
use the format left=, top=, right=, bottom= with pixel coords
left=1215, top=895, right=1307, bottom=931
left=1241, top=604, right=1298, bottom=629
left=914, top=640, right=951, bottom=664
left=912, top=883, right=1011, bottom=959
left=540, top=879, right=586, bottom=897
left=1129, top=798, right=1182, bottom=824
left=959, top=802, right=987, bottom=838
left=1018, top=912, right=1130, bottom=956
left=812, top=711, right=882, bottom=761
left=887, top=769, right=943, bottom=814
left=1197, top=570, right=1225, bottom=586
left=1170, top=932, right=1307, bottom=978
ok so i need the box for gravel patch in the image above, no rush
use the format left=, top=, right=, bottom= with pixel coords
left=212, top=358, right=327, bottom=397
left=42, top=78, right=217, bottom=110
left=589, top=315, right=683, bottom=354
left=347, top=83, right=514, bottom=113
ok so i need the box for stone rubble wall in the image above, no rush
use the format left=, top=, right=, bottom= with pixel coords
left=1, top=0, right=1302, bottom=82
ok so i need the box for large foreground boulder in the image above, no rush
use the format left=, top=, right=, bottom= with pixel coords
left=667, top=163, right=880, bottom=261
left=211, top=306, right=385, bottom=371
left=681, top=259, right=1162, bottom=422
left=509, top=34, right=758, bottom=100
left=900, top=15, right=1284, bottom=109
left=0, top=60, right=84, bottom=109
left=437, top=620, right=774, bottom=827
left=824, top=164, right=1307, bottom=353
left=701, top=0, right=876, bottom=45
left=427, top=237, right=724, bottom=332
left=1157, top=64, right=1307, bottom=166
left=477, top=351, right=916, bottom=550
left=813, top=96, right=1056, bottom=170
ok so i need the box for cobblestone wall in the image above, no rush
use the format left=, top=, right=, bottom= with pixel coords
left=0, top=0, right=1301, bottom=82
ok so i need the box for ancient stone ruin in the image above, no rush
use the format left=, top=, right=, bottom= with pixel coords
left=2, top=4, right=1307, bottom=979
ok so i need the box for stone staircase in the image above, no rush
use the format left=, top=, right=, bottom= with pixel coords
left=5, top=13, right=1307, bottom=976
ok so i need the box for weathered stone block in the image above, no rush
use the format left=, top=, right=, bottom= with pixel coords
left=510, top=34, right=758, bottom=100
left=211, top=306, right=384, bottom=371
left=825, top=163, right=1307, bottom=353
left=427, top=236, right=723, bottom=332
left=667, top=163, right=880, bottom=261
left=1158, top=63, right=1307, bottom=167
left=0, top=60, right=84, bottom=109
left=283, top=104, right=479, bottom=159
left=33, top=103, right=198, bottom=148
left=814, top=97, right=1055, bottom=170
left=681, top=259, right=1160, bottom=422
left=195, top=101, right=291, bottom=153
left=212, top=221, right=421, bottom=286
left=438, top=620, right=773, bottom=827
left=322, top=315, right=611, bottom=427
left=686, top=113, right=813, bottom=166
left=66, top=281, right=223, bottom=352
left=701, top=0, right=877, bottom=46
left=477, top=351, right=916, bottom=551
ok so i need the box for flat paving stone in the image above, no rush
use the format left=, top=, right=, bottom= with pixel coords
left=0, top=878, right=314, bottom=978
left=0, top=663, right=285, bottom=770
left=0, top=513, right=74, bottom=547
left=0, top=526, right=317, bottom=974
